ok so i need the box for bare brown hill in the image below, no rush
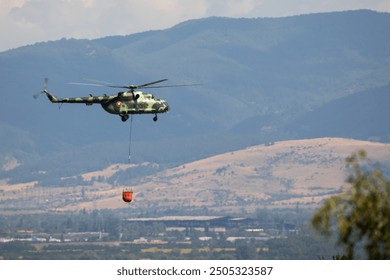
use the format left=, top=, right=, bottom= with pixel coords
left=1, top=138, right=389, bottom=214
left=118, top=137, right=390, bottom=213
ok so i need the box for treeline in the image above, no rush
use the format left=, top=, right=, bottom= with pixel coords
left=0, top=210, right=120, bottom=237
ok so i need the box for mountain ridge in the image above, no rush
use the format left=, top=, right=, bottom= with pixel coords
left=1, top=10, right=390, bottom=181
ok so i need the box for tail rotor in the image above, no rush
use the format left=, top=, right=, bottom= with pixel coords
left=33, top=78, right=48, bottom=99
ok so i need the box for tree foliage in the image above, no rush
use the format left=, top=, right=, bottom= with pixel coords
left=312, top=150, right=390, bottom=259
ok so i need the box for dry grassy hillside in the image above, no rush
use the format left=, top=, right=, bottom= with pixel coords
left=120, top=137, right=390, bottom=213
left=1, top=138, right=389, bottom=214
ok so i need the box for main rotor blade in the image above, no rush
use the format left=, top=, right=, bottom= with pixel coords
left=108, top=85, right=135, bottom=89
left=83, top=78, right=113, bottom=86
left=69, top=79, right=198, bottom=91
left=68, top=82, right=106, bottom=87
left=142, top=83, right=201, bottom=89
left=137, top=79, right=168, bottom=88
left=108, top=83, right=199, bottom=90
left=107, top=79, right=168, bottom=90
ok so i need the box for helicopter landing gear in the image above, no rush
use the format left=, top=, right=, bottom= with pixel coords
left=153, top=114, right=158, bottom=122
left=121, top=115, right=129, bottom=122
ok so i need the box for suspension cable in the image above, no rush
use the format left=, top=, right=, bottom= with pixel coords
left=128, top=115, right=133, bottom=164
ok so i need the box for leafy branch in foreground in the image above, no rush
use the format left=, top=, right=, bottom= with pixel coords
left=312, top=150, right=390, bottom=259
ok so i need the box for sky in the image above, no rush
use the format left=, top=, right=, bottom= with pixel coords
left=1, top=0, right=390, bottom=52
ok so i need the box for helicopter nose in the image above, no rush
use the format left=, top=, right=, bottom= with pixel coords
left=163, top=101, right=169, bottom=112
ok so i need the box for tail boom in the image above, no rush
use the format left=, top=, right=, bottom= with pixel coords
left=44, top=90, right=60, bottom=103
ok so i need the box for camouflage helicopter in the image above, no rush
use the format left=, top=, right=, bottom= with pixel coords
left=34, top=78, right=192, bottom=122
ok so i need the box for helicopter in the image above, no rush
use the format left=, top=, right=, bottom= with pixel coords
left=34, top=78, right=193, bottom=122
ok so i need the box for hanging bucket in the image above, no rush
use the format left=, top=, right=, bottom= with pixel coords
left=122, top=189, right=133, bottom=203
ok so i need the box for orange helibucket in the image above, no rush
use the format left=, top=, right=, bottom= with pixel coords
left=122, top=189, right=133, bottom=203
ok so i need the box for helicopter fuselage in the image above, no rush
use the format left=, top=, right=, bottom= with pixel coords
left=44, top=89, right=169, bottom=122
left=101, top=91, right=169, bottom=115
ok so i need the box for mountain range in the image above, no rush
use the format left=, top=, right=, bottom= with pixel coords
left=1, top=9, right=390, bottom=184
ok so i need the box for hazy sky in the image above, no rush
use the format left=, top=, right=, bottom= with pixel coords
left=1, top=0, right=389, bottom=52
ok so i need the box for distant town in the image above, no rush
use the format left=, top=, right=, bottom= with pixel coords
left=1, top=212, right=334, bottom=259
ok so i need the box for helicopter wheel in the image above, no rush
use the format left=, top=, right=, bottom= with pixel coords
left=121, top=115, right=129, bottom=122
left=153, top=115, right=158, bottom=122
